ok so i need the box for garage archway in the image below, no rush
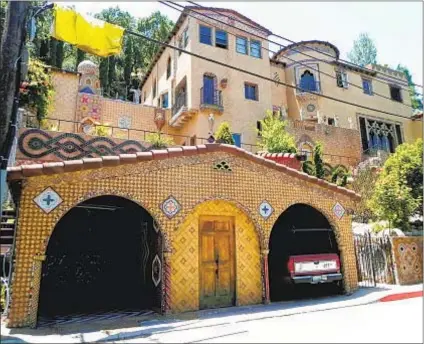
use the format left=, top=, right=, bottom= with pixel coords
left=38, top=196, right=163, bottom=319
left=268, top=203, right=341, bottom=302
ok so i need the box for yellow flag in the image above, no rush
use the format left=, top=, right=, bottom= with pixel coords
left=51, top=5, right=77, bottom=45
left=51, top=4, right=125, bottom=58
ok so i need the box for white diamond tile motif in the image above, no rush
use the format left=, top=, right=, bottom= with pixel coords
left=152, top=255, right=162, bottom=287
left=161, top=196, right=181, bottom=219
left=259, top=201, right=273, bottom=220
left=33, top=187, right=63, bottom=214
left=333, top=202, right=345, bottom=219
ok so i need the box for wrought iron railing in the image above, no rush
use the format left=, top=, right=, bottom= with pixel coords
left=200, top=87, right=223, bottom=108
left=296, top=81, right=321, bottom=94
left=172, top=92, right=187, bottom=116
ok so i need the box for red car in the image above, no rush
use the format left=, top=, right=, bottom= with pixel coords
left=285, top=228, right=343, bottom=286
left=287, top=253, right=342, bottom=284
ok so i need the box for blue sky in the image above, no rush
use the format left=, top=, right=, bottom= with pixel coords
left=67, top=1, right=423, bottom=89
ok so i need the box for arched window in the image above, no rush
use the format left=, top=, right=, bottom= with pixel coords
left=299, top=70, right=317, bottom=92
left=166, top=57, right=171, bottom=79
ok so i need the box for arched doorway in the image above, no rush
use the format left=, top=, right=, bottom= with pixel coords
left=268, top=204, right=341, bottom=301
left=38, top=196, right=163, bottom=320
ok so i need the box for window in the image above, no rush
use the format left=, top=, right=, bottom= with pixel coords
left=178, top=35, right=183, bottom=56
left=250, top=40, right=261, bottom=58
left=336, top=70, right=348, bottom=88
left=327, top=117, right=335, bottom=126
left=232, top=133, right=241, bottom=147
left=359, top=116, right=403, bottom=153
left=362, top=78, right=373, bottom=95
left=390, top=86, right=402, bottom=102
left=183, top=27, right=189, bottom=47
left=257, top=121, right=262, bottom=137
left=299, top=70, right=317, bottom=92
left=161, top=92, right=169, bottom=108
left=236, top=36, right=248, bottom=54
left=153, top=79, right=156, bottom=98
left=244, top=83, right=258, bottom=101
left=300, top=143, right=313, bottom=161
left=199, top=25, right=212, bottom=45
left=166, top=57, right=171, bottom=79
left=395, top=124, right=403, bottom=145
left=215, top=30, right=228, bottom=49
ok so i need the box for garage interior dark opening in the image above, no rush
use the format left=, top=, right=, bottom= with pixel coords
left=38, top=196, right=162, bottom=320
left=268, top=204, right=341, bottom=301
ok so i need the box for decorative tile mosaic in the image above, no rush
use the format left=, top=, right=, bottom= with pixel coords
left=392, top=237, right=423, bottom=285
left=7, top=151, right=358, bottom=328
left=152, top=255, right=162, bottom=287
left=258, top=201, right=273, bottom=220
left=333, top=202, right=345, bottom=219
left=33, top=187, right=63, bottom=214
left=161, top=196, right=181, bottom=219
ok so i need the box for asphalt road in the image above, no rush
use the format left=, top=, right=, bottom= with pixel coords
left=117, top=297, right=423, bottom=343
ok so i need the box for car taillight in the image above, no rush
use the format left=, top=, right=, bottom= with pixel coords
left=288, top=258, right=294, bottom=275
left=336, top=257, right=340, bottom=271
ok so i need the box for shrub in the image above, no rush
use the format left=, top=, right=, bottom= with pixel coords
left=313, top=143, right=325, bottom=179
left=368, top=139, right=423, bottom=231
left=257, top=110, right=296, bottom=153
left=215, top=122, right=235, bottom=145
left=19, top=59, right=55, bottom=121
left=146, top=132, right=174, bottom=149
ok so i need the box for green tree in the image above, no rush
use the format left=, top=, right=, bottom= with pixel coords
left=215, top=122, right=235, bottom=145
left=347, top=33, right=378, bottom=67
left=257, top=110, right=296, bottom=153
left=368, top=139, right=423, bottom=231
left=313, top=143, right=325, bottom=179
left=396, top=64, right=423, bottom=110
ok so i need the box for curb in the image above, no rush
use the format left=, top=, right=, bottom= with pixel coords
left=379, top=290, right=423, bottom=302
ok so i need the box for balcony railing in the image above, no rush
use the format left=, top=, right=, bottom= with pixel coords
left=172, top=92, right=187, bottom=116
left=200, top=87, right=223, bottom=110
left=296, top=81, right=321, bottom=94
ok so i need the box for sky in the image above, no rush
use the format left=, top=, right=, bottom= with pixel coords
left=66, top=1, right=423, bottom=88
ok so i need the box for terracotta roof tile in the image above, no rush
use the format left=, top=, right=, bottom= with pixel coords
left=7, top=144, right=360, bottom=201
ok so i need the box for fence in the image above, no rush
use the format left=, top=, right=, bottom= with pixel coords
left=353, top=233, right=396, bottom=287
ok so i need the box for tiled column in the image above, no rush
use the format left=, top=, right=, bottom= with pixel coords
left=162, top=251, right=172, bottom=314
left=28, top=255, right=46, bottom=328
left=261, top=249, right=270, bottom=304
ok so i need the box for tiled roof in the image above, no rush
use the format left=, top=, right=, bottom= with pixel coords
left=140, top=6, right=271, bottom=90
left=185, top=6, right=272, bottom=36
left=7, top=144, right=360, bottom=201
left=272, top=40, right=340, bottom=60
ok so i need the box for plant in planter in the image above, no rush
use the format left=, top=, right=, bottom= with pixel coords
left=215, top=122, right=235, bottom=145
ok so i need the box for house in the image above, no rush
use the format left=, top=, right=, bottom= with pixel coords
left=140, top=6, right=422, bottom=162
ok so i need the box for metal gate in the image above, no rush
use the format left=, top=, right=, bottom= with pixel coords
left=354, top=233, right=396, bottom=287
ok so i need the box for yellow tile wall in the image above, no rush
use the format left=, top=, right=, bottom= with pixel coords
left=6, top=150, right=358, bottom=328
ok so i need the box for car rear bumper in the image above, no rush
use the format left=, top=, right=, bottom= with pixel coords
left=292, top=273, right=343, bottom=284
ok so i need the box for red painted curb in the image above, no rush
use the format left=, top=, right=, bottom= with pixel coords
left=379, top=291, right=423, bottom=302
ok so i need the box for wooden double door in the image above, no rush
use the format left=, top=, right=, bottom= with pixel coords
left=200, top=216, right=235, bottom=309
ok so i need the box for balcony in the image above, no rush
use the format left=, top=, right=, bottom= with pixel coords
left=172, top=92, right=187, bottom=116
left=200, top=87, right=224, bottom=113
left=169, top=92, right=195, bottom=128
left=296, top=81, right=321, bottom=100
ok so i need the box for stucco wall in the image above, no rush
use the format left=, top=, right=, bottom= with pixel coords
left=6, top=147, right=358, bottom=328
